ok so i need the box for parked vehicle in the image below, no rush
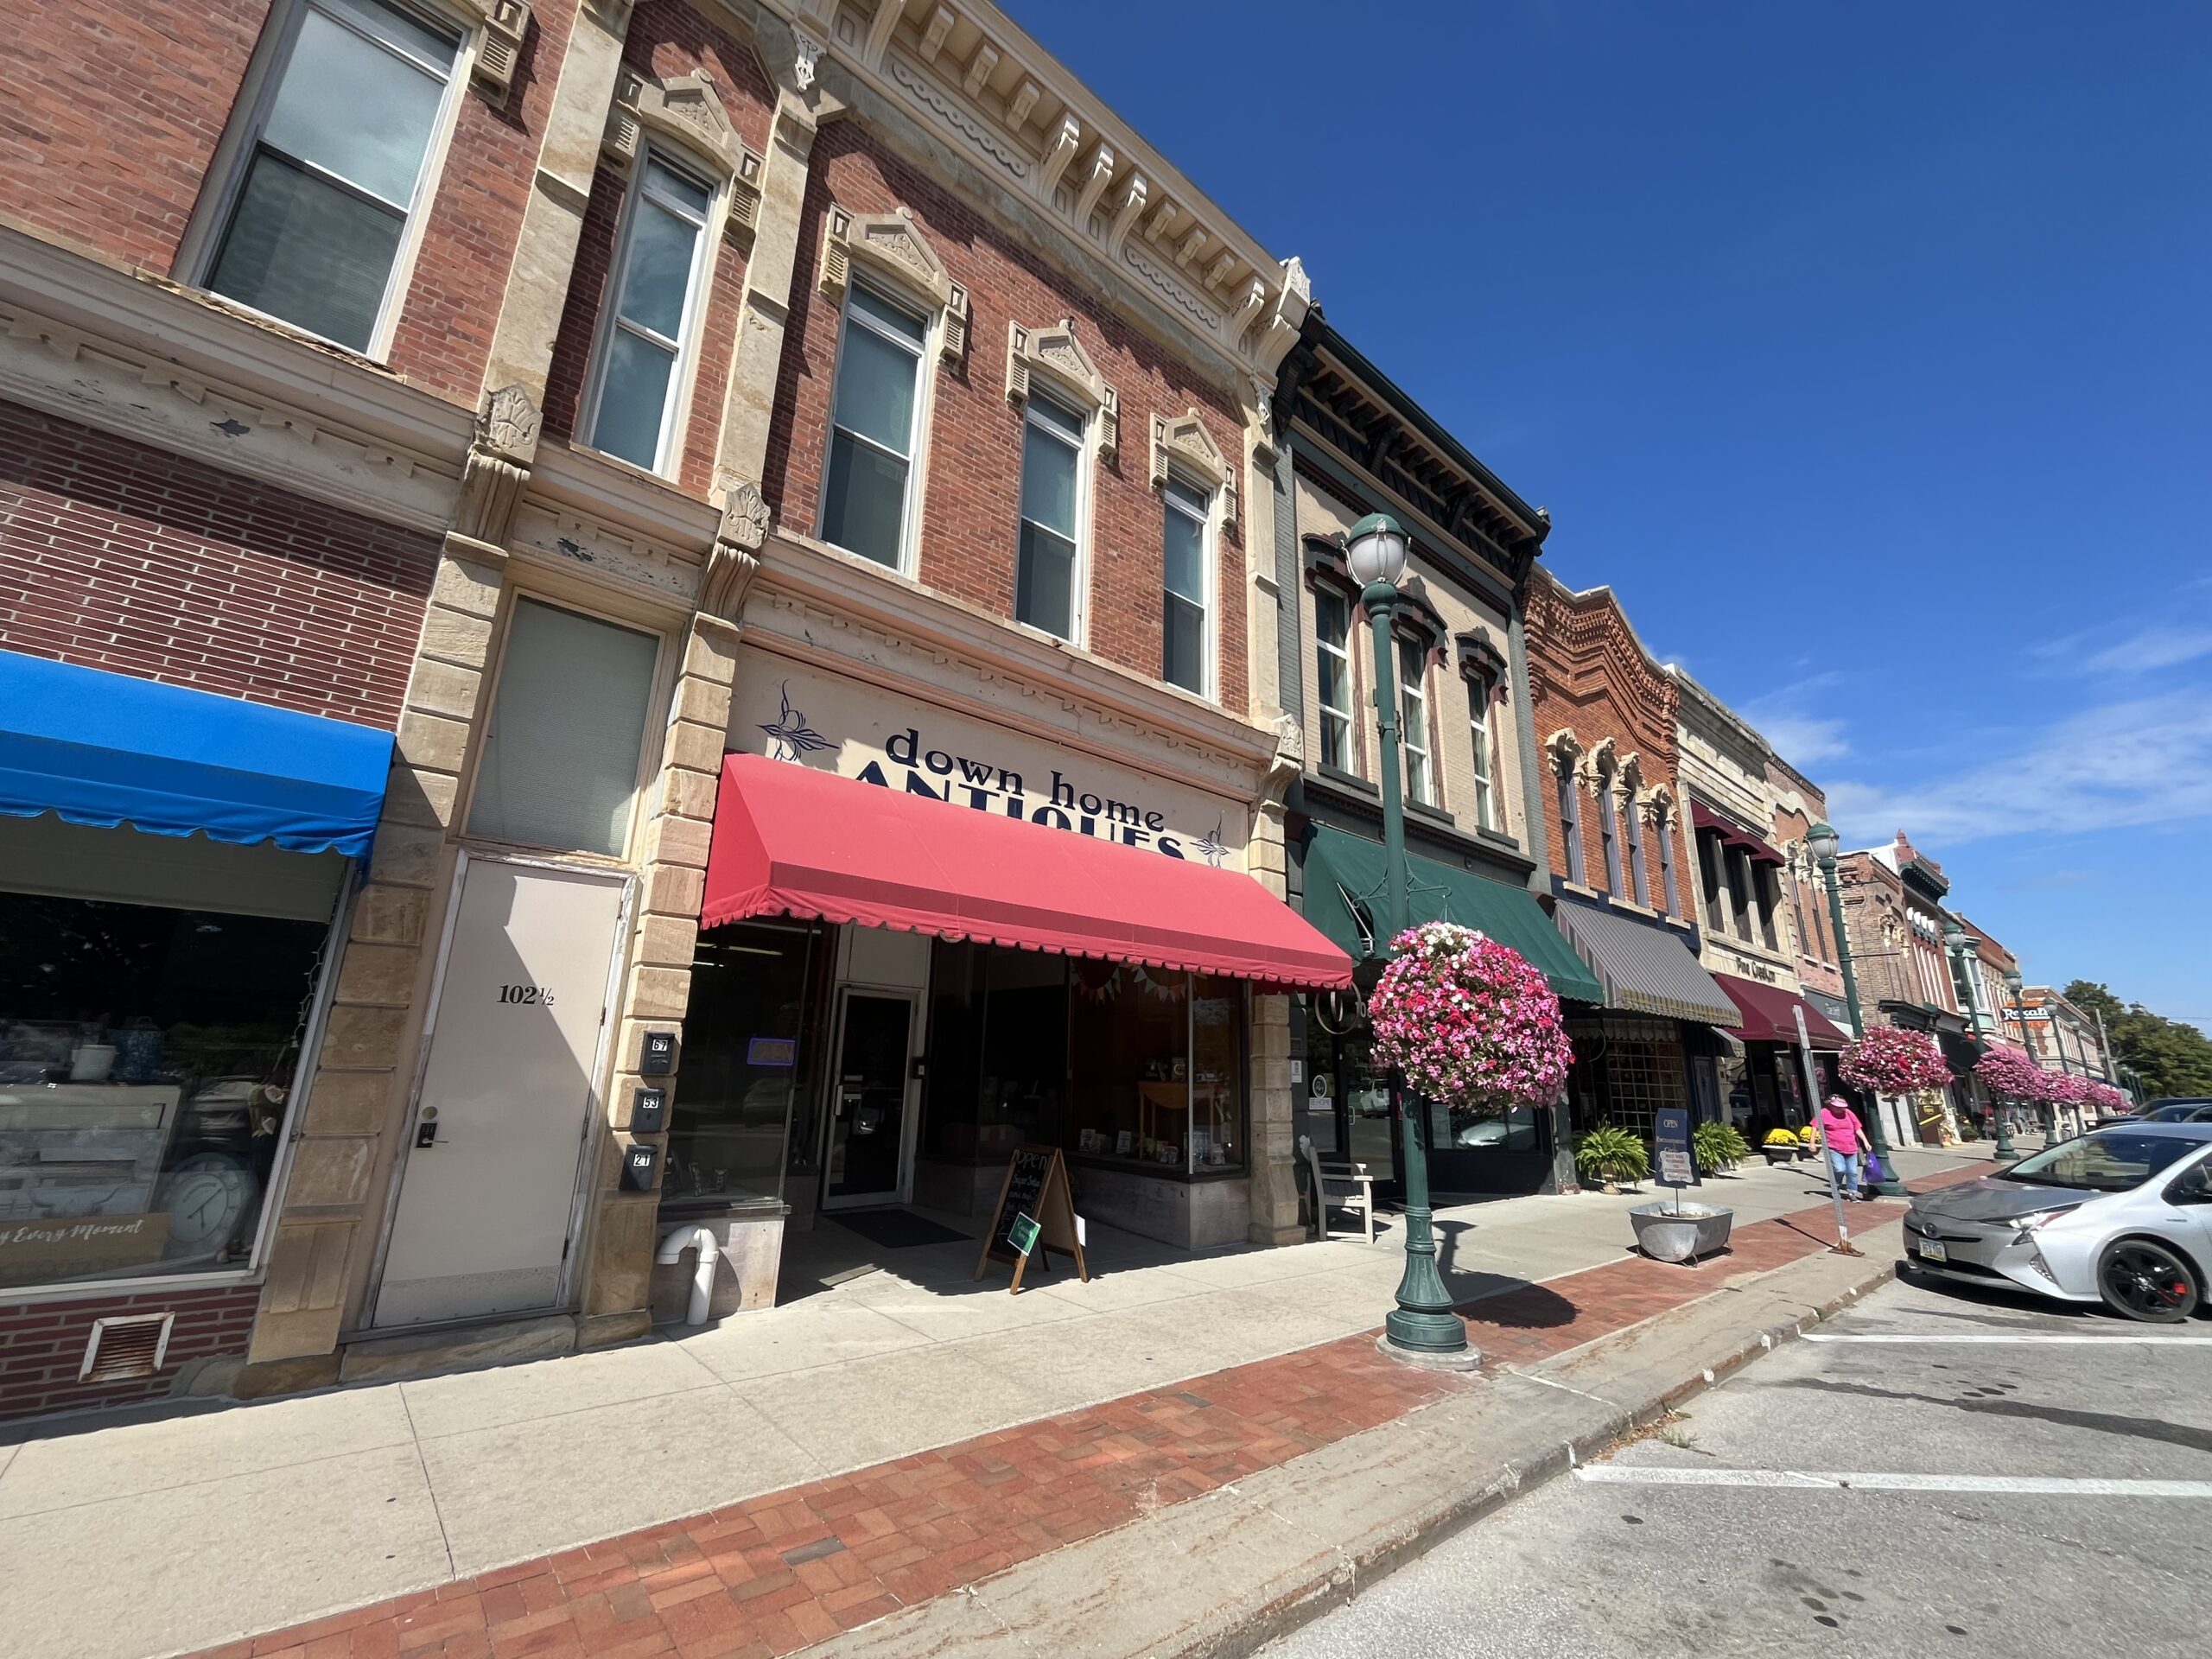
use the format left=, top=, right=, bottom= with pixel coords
left=2135, top=1100, right=2212, bottom=1122
left=1903, top=1124, right=2212, bottom=1322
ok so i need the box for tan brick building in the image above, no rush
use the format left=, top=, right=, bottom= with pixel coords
left=0, top=0, right=1336, bottom=1418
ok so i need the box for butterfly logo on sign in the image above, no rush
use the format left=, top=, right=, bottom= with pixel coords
left=759, top=682, right=835, bottom=763
left=1196, top=817, right=1230, bottom=868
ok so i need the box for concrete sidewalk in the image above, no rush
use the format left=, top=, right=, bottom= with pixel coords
left=0, top=1146, right=1978, bottom=1659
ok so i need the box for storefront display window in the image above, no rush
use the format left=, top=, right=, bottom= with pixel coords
left=0, top=875, right=333, bottom=1290
left=1303, top=1020, right=1393, bottom=1173
left=1567, top=1015, right=1688, bottom=1139
left=664, top=922, right=819, bottom=1208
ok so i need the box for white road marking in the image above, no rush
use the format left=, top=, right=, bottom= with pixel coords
left=1575, top=1466, right=2212, bottom=1497
left=1803, top=1333, right=2212, bottom=1346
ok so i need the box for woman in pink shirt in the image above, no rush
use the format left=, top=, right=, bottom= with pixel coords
left=1816, top=1096, right=1867, bottom=1199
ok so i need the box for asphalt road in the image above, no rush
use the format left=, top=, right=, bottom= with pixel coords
left=1262, top=1268, right=2212, bottom=1659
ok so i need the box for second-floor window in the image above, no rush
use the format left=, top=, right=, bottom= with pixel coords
left=822, top=283, right=927, bottom=569
left=1657, top=806, right=1678, bottom=915
left=1162, top=478, right=1211, bottom=695
left=1698, top=832, right=1725, bottom=931
left=203, top=0, right=461, bottom=354
left=1624, top=794, right=1649, bottom=906
left=585, top=154, right=714, bottom=473
left=1398, top=638, right=1433, bottom=808
left=1597, top=767, right=1623, bottom=894
left=1558, top=760, right=1586, bottom=884
left=1467, top=677, right=1497, bottom=831
left=1315, top=588, right=1353, bottom=772
left=1016, top=391, right=1085, bottom=639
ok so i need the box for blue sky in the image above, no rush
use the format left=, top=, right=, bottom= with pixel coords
left=1007, top=0, right=2212, bottom=1032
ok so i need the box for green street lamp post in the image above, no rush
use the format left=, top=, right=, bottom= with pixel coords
left=1348, top=512, right=1471, bottom=1367
left=1942, top=918, right=2014, bottom=1161
left=2003, top=968, right=2037, bottom=1152
left=1806, top=822, right=1904, bottom=1196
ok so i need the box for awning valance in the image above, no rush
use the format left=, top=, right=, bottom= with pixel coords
left=0, top=649, right=393, bottom=860
left=1691, top=802, right=1784, bottom=868
left=702, top=754, right=1352, bottom=989
left=1299, top=823, right=1604, bottom=1004
left=1712, top=971, right=1849, bottom=1050
left=1551, top=899, right=1742, bottom=1027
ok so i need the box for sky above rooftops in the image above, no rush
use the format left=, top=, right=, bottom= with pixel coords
left=1007, top=0, right=2212, bottom=1033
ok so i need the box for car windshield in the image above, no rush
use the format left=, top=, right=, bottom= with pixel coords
left=2002, top=1133, right=2201, bottom=1192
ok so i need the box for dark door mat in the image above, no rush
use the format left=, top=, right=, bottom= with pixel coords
left=834, top=1209, right=972, bottom=1249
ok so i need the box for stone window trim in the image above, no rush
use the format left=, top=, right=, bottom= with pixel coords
left=1302, top=533, right=1358, bottom=601
left=602, top=68, right=765, bottom=245
left=1389, top=576, right=1449, bottom=655
left=1149, top=410, right=1237, bottom=533
left=818, top=204, right=969, bottom=367
left=1456, top=628, right=1508, bottom=695
left=459, top=0, right=530, bottom=102
left=1005, top=319, right=1118, bottom=465
left=1545, top=728, right=1586, bottom=781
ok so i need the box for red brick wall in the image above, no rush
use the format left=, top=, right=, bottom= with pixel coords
left=541, top=0, right=772, bottom=494
left=762, top=124, right=1250, bottom=711
left=0, top=402, right=438, bottom=729
left=1523, top=575, right=1681, bottom=909
left=0, top=1284, right=258, bottom=1424
left=0, top=2, right=266, bottom=273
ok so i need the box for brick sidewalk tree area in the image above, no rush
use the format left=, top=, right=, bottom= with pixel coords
left=199, top=1179, right=1974, bottom=1659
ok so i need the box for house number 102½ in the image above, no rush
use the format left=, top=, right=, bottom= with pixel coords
left=497, top=984, right=556, bottom=1007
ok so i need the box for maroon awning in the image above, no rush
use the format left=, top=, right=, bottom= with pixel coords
left=1713, top=972, right=1848, bottom=1050
left=1691, top=802, right=1784, bottom=868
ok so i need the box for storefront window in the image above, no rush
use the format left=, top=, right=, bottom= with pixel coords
left=918, top=941, right=1066, bottom=1165
left=1303, top=1019, right=1392, bottom=1173
left=1071, top=960, right=1189, bottom=1168
left=664, top=922, right=818, bottom=1208
left=0, top=876, right=331, bottom=1290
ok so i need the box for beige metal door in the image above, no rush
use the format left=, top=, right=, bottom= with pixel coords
left=372, top=855, right=629, bottom=1328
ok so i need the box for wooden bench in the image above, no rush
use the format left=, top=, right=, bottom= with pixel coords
left=1299, top=1134, right=1377, bottom=1243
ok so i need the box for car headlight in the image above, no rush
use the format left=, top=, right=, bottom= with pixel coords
left=2011, top=1205, right=2082, bottom=1237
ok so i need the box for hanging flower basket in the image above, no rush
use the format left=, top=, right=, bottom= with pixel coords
left=1839, top=1027, right=1951, bottom=1096
left=1367, top=923, right=1573, bottom=1113
left=1974, top=1045, right=2054, bottom=1105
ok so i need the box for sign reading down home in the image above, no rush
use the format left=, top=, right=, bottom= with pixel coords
left=727, top=656, right=1249, bottom=867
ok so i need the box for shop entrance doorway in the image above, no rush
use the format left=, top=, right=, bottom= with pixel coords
left=372, top=855, right=629, bottom=1329
left=823, top=988, right=919, bottom=1209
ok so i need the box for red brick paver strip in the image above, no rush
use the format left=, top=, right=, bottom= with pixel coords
left=199, top=1185, right=1947, bottom=1659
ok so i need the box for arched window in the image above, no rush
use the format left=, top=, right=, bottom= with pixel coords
left=1624, top=792, right=1649, bottom=906
left=1656, top=802, right=1679, bottom=915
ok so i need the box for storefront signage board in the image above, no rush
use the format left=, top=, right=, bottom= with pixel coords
left=0, top=1211, right=171, bottom=1279
left=976, top=1144, right=1089, bottom=1294
left=729, top=657, right=1249, bottom=868
left=1653, top=1106, right=1700, bottom=1189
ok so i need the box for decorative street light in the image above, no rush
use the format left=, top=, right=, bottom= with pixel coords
left=1942, top=918, right=2015, bottom=1161
left=1348, top=512, right=1469, bottom=1367
left=2004, top=968, right=2037, bottom=1151
left=1806, top=822, right=1903, bottom=1196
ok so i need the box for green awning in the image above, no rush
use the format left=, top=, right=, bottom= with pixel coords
left=1300, top=823, right=1604, bottom=1004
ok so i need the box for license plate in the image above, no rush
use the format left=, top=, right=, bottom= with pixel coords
left=1917, top=1239, right=1948, bottom=1264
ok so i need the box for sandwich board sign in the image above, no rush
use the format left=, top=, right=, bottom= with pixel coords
left=1653, top=1107, right=1700, bottom=1189
left=976, top=1144, right=1089, bottom=1293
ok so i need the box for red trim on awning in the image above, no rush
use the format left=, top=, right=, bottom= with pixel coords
left=1691, top=802, right=1785, bottom=867
left=701, top=753, right=1354, bottom=990
left=1712, top=971, right=1849, bottom=1049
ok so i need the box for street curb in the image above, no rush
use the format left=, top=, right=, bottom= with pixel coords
left=1175, top=1243, right=1907, bottom=1659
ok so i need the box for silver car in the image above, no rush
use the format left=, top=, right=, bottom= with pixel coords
left=1903, top=1123, right=2212, bottom=1323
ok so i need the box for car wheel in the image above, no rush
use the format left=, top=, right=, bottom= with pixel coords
left=2096, top=1239, right=2201, bottom=1324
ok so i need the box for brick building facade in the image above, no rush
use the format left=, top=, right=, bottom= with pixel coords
left=0, top=0, right=1325, bottom=1422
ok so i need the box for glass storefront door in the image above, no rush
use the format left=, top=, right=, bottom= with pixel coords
left=823, top=990, right=916, bottom=1207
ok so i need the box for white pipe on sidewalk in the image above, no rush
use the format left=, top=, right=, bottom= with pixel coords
left=655, top=1224, right=721, bottom=1326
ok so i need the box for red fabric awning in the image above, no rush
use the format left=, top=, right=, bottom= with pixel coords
left=1691, top=802, right=1784, bottom=868
left=701, top=753, right=1354, bottom=990
left=1713, top=972, right=1849, bottom=1050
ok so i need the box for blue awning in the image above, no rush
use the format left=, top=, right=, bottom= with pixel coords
left=0, top=650, right=393, bottom=859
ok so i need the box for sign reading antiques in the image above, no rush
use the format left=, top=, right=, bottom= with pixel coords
left=729, top=657, right=1248, bottom=867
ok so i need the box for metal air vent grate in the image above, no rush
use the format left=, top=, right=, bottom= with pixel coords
left=79, top=1313, right=175, bottom=1382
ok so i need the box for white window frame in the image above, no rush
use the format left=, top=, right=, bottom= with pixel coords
left=1014, top=387, right=1090, bottom=645
left=1315, top=588, right=1354, bottom=773
left=579, top=145, right=718, bottom=478
left=1624, top=792, right=1649, bottom=906
left=817, top=276, right=932, bottom=577
left=1597, top=767, right=1623, bottom=894
left=1160, top=472, right=1216, bottom=700
left=191, top=0, right=470, bottom=360
left=1398, top=635, right=1433, bottom=809
left=1466, top=681, right=1496, bottom=831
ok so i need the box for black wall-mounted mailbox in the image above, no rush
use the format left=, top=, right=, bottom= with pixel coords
left=620, top=1142, right=661, bottom=1192
left=639, top=1030, right=677, bottom=1076
left=630, top=1086, right=667, bottom=1135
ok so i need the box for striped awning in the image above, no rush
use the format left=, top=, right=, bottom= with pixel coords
left=1552, top=900, right=1742, bottom=1027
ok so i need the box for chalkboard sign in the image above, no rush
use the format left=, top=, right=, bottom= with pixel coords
left=976, top=1144, right=1089, bottom=1294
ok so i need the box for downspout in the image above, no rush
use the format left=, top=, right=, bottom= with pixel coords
left=655, top=1225, right=721, bottom=1326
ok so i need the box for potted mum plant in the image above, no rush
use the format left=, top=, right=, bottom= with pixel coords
left=1761, top=1128, right=1801, bottom=1166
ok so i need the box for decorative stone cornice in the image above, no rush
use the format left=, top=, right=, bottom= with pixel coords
left=818, top=204, right=969, bottom=366
left=1150, top=409, right=1236, bottom=531
left=602, top=69, right=766, bottom=241
left=1004, top=319, right=1117, bottom=463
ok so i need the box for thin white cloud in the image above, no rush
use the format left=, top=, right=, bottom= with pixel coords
left=1741, top=673, right=1849, bottom=768
left=2082, top=626, right=2212, bottom=675
left=1826, top=691, right=2212, bottom=845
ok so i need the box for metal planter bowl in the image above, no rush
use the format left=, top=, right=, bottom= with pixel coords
left=1629, top=1201, right=1735, bottom=1264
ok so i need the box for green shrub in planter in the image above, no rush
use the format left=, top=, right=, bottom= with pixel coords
left=1574, top=1122, right=1649, bottom=1190
left=1693, top=1121, right=1750, bottom=1175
